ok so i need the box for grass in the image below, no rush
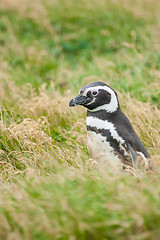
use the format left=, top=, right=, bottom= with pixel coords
left=0, top=0, right=160, bottom=239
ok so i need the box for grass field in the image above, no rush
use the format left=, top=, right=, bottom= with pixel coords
left=0, top=0, right=160, bottom=239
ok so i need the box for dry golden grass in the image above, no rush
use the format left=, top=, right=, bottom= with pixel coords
left=0, top=0, right=50, bottom=27
left=0, top=80, right=88, bottom=181
left=119, top=93, right=160, bottom=155
left=0, top=79, right=159, bottom=181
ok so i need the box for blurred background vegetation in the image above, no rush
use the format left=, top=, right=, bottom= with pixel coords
left=0, top=0, right=160, bottom=105
left=0, top=0, right=160, bottom=239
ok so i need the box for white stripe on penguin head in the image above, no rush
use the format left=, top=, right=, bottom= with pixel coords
left=84, top=86, right=118, bottom=113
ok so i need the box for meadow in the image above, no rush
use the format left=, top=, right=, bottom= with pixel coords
left=0, top=0, right=160, bottom=239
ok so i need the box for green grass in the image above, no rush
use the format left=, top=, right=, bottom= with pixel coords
left=1, top=0, right=160, bottom=105
left=1, top=171, right=160, bottom=240
left=0, top=0, right=160, bottom=239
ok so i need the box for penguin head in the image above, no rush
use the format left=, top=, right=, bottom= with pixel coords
left=69, top=81, right=119, bottom=113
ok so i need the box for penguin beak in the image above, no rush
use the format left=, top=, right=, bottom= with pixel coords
left=69, top=95, right=87, bottom=107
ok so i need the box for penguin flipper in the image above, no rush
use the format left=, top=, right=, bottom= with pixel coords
left=126, top=142, right=148, bottom=169
left=126, top=143, right=139, bottom=168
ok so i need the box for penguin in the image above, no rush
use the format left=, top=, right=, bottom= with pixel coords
left=69, top=81, right=150, bottom=169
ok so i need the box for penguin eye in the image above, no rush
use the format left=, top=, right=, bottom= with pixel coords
left=92, top=91, right=98, bottom=96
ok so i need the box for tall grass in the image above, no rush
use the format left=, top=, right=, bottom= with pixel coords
left=0, top=0, right=160, bottom=239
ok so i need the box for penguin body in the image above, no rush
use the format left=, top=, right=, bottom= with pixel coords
left=69, top=81, right=150, bottom=168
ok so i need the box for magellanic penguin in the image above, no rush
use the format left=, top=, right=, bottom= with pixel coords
left=69, top=81, right=150, bottom=169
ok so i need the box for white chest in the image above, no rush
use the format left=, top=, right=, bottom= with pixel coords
left=87, top=131, right=121, bottom=166
left=86, top=116, right=131, bottom=168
